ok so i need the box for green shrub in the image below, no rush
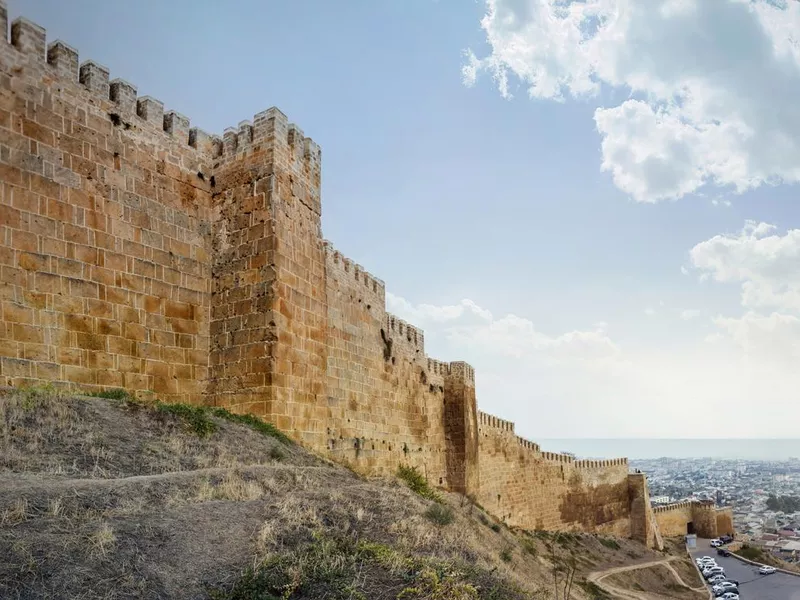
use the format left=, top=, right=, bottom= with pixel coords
left=209, top=407, right=292, bottom=444
left=576, top=580, right=611, bottom=600
left=736, top=544, right=763, bottom=561
left=491, top=523, right=501, bottom=533
left=499, top=547, right=513, bottom=562
left=396, top=465, right=442, bottom=502
left=86, top=388, right=132, bottom=401
left=598, top=537, right=620, bottom=550
left=425, top=504, right=454, bottom=526
left=156, top=402, right=217, bottom=437
left=520, top=537, right=538, bottom=557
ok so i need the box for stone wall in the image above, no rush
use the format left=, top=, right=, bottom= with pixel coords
left=475, top=411, right=632, bottom=535
left=654, top=500, right=721, bottom=539
left=0, top=12, right=214, bottom=402
left=716, top=508, right=734, bottom=537
left=0, top=3, right=667, bottom=546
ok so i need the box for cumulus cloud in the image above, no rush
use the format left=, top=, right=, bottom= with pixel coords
left=386, top=292, right=620, bottom=368
left=690, top=221, right=800, bottom=312
left=465, top=0, right=800, bottom=202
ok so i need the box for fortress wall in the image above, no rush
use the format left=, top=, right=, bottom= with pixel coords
left=716, top=508, right=734, bottom=537
left=323, top=243, right=450, bottom=483
left=476, top=411, right=631, bottom=534
left=1, top=3, right=674, bottom=547
left=653, top=500, right=721, bottom=538
left=0, top=17, right=214, bottom=401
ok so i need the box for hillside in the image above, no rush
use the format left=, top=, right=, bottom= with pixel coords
left=2, top=387, right=682, bottom=599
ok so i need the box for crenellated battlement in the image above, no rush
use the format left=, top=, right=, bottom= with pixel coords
left=653, top=500, right=695, bottom=513
left=217, top=109, right=321, bottom=170
left=516, top=435, right=541, bottom=453
left=385, top=313, right=425, bottom=359
left=448, top=361, right=475, bottom=385
left=575, top=458, right=627, bottom=469
left=478, top=410, right=514, bottom=433
left=427, top=358, right=450, bottom=377
left=541, top=451, right=574, bottom=464
left=1, top=8, right=321, bottom=176
left=323, top=241, right=386, bottom=300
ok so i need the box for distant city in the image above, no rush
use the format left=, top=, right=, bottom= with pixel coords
left=632, top=456, right=800, bottom=564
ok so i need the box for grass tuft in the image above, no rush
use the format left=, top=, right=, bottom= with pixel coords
left=156, top=402, right=218, bottom=437
left=424, top=503, right=454, bottom=526
left=396, top=465, right=442, bottom=503
left=209, top=407, right=292, bottom=444
left=598, top=537, right=620, bottom=550
left=86, top=388, right=133, bottom=401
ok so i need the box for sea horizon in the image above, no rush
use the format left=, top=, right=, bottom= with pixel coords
left=536, top=438, right=800, bottom=461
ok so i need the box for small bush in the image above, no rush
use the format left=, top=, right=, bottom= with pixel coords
left=210, top=407, right=292, bottom=444
left=86, top=388, right=132, bottom=401
left=268, top=446, right=284, bottom=461
left=156, top=402, right=217, bottom=437
left=736, top=544, right=763, bottom=561
left=499, top=547, right=513, bottom=562
left=491, top=523, right=501, bottom=533
left=396, top=465, right=442, bottom=502
left=598, top=537, right=620, bottom=550
left=398, top=567, right=479, bottom=600
left=520, top=537, right=538, bottom=557
left=425, top=504, right=454, bottom=526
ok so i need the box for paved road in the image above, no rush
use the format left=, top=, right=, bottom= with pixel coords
left=691, top=540, right=800, bottom=600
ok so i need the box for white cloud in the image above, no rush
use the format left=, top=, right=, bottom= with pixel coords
left=465, top=0, right=800, bottom=202
left=680, top=309, right=701, bottom=320
left=644, top=307, right=656, bottom=316
left=690, top=221, right=800, bottom=312
left=385, top=291, right=800, bottom=438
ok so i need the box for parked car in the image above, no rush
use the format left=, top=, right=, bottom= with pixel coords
left=720, top=534, right=734, bottom=544
left=712, top=582, right=738, bottom=595
left=720, top=594, right=739, bottom=600
left=759, top=565, right=777, bottom=575
left=710, top=539, right=723, bottom=547
left=704, top=567, right=725, bottom=579
left=708, top=575, right=727, bottom=585
left=717, top=548, right=731, bottom=557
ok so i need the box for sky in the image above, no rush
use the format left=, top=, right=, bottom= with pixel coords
left=14, top=0, right=800, bottom=440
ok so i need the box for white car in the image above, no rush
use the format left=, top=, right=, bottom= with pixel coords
left=759, top=565, right=777, bottom=575
left=710, top=539, right=723, bottom=547
left=713, top=582, right=738, bottom=594
left=708, top=575, right=727, bottom=584
left=704, top=567, right=725, bottom=579
left=720, top=594, right=739, bottom=600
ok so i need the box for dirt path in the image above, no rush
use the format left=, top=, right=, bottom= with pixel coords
left=589, top=556, right=706, bottom=600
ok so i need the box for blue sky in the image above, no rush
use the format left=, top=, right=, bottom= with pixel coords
left=16, top=0, right=800, bottom=439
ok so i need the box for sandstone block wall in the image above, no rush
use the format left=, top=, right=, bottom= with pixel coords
left=0, top=12, right=214, bottom=402
left=654, top=500, right=721, bottom=539
left=0, top=3, right=669, bottom=546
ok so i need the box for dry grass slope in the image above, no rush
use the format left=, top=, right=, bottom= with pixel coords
left=1, top=387, right=681, bottom=599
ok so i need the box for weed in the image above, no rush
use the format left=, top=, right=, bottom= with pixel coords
left=424, top=503, right=454, bottom=526
left=736, top=544, right=764, bottom=561
left=396, top=465, right=442, bottom=502
left=88, top=522, right=117, bottom=557
left=491, top=523, right=501, bottom=533
left=398, top=567, right=479, bottom=600
left=268, top=446, right=285, bottom=461
left=499, top=547, right=513, bottom=562
left=520, top=537, right=538, bottom=557
left=209, top=407, right=292, bottom=444
left=86, top=388, right=132, bottom=401
left=598, top=537, right=620, bottom=550
left=157, top=402, right=217, bottom=437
